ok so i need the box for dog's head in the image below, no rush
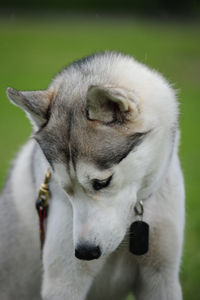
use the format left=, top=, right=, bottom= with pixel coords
left=7, top=52, right=178, bottom=260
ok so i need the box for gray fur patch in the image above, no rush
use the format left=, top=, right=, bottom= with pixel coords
left=34, top=52, right=147, bottom=171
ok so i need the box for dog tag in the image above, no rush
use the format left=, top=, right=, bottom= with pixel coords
left=129, top=221, right=149, bottom=255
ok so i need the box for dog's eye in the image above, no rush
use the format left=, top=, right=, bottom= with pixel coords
left=92, top=175, right=112, bottom=191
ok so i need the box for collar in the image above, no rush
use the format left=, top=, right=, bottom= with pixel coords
left=36, top=168, right=51, bottom=252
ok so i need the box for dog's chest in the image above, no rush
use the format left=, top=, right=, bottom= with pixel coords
left=86, top=249, right=137, bottom=300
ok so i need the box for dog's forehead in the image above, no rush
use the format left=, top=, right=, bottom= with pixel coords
left=71, top=106, right=147, bottom=167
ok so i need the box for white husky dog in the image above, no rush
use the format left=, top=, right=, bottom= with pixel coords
left=0, top=52, right=184, bottom=300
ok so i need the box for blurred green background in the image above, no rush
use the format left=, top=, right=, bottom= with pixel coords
left=0, top=2, right=200, bottom=299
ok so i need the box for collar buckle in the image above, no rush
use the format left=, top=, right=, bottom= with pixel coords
left=36, top=169, right=51, bottom=254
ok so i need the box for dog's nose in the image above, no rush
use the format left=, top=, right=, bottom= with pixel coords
left=75, top=244, right=101, bottom=260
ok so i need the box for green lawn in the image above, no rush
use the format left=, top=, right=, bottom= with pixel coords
left=0, top=16, right=200, bottom=300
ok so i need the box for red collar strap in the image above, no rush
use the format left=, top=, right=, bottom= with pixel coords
left=36, top=169, right=51, bottom=254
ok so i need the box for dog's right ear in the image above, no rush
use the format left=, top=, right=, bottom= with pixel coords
left=6, top=87, right=54, bottom=130
left=87, top=85, right=139, bottom=124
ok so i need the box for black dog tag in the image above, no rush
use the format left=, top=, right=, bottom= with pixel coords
left=129, top=221, right=149, bottom=255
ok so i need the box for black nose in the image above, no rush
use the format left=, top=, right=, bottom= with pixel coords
left=75, top=244, right=101, bottom=261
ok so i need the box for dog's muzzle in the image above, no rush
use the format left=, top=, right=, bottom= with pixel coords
left=75, top=244, right=101, bottom=260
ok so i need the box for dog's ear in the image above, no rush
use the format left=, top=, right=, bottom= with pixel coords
left=6, top=87, right=54, bottom=129
left=87, top=85, right=139, bottom=123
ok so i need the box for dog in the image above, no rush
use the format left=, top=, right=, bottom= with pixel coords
left=0, top=51, right=185, bottom=300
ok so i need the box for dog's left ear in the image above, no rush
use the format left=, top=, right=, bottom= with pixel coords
left=6, top=87, right=54, bottom=129
left=87, top=85, right=139, bottom=123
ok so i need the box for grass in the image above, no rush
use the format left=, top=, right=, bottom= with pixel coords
left=0, top=15, right=200, bottom=299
